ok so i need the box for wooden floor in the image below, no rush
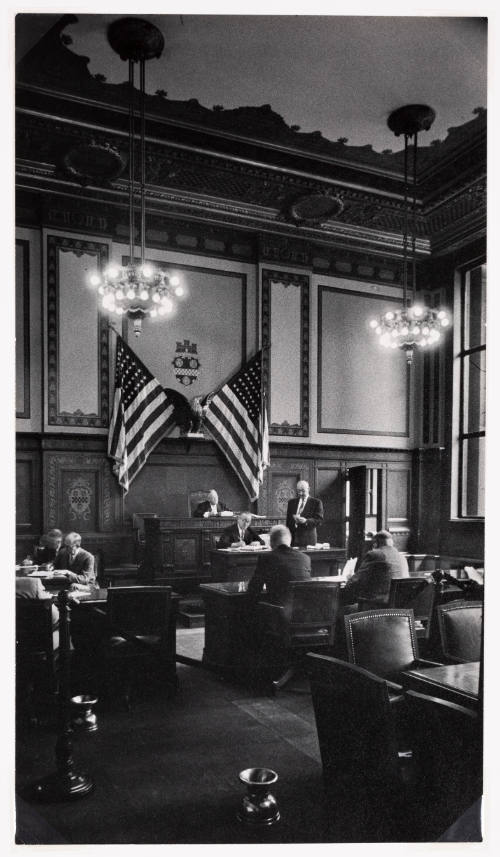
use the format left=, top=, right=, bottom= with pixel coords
left=16, top=663, right=330, bottom=845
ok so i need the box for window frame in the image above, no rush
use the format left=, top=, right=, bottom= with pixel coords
left=455, top=263, right=486, bottom=520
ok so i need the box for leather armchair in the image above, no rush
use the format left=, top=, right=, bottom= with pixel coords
left=437, top=599, right=483, bottom=663
left=344, top=608, right=441, bottom=690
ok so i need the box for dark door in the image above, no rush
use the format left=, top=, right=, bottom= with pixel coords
left=348, top=466, right=368, bottom=560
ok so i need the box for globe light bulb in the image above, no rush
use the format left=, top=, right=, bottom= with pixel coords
left=107, top=267, right=119, bottom=279
left=142, top=264, right=153, bottom=279
left=127, top=288, right=135, bottom=300
left=116, top=289, right=124, bottom=301
left=89, top=274, right=101, bottom=287
left=412, top=326, right=419, bottom=335
left=170, top=275, right=180, bottom=287
left=412, top=305, right=424, bottom=317
left=375, top=327, right=382, bottom=335
left=98, top=285, right=105, bottom=295
left=174, top=285, right=184, bottom=297
left=369, top=319, right=378, bottom=329
left=401, top=326, right=409, bottom=336
left=440, top=317, right=450, bottom=327
left=163, top=298, right=173, bottom=313
left=391, top=329, right=398, bottom=338
left=437, top=310, right=446, bottom=319
left=390, top=341, right=398, bottom=349
left=152, top=292, right=160, bottom=303
left=140, top=289, right=149, bottom=301
left=422, top=326, right=430, bottom=336
left=385, top=311, right=394, bottom=321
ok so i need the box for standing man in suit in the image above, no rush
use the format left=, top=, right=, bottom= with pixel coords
left=247, top=525, right=311, bottom=604
left=218, top=512, right=264, bottom=549
left=193, top=489, right=226, bottom=518
left=342, top=529, right=409, bottom=608
left=286, top=480, right=324, bottom=547
left=53, top=532, right=96, bottom=587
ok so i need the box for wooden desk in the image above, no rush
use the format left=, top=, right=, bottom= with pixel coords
left=209, top=546, right=346, bottom=583
left=402, top=661, right=480, bottom=710
left=140, top=515, right=285, bottom=590
left=200, top=577, right=345, bottom=674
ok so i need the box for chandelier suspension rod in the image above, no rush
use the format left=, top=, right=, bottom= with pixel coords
left=411, top=131, right=419, bottom=307
left=140, top=57, right=146, bottom=267
left=128, top=58, right=135, bottom=266
left=402, top=133, right=409, bottom=309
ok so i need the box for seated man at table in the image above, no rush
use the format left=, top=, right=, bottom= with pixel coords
left=53, top=532, right=97, bottom=589
left=247, top=524, right=311, bottom=605
left=33, top=528, right=63, bottom=567
left=218, top=512, right=265, bottom=549
left=342, top=529, right=409, bottom=609
left=193, top=489, right=226, bottom=518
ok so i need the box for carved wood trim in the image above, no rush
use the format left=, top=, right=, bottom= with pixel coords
left=47, top=234, right=109, bottom=426
left=44, top=451, right=122, bottom=532
left=16, top=239, right=30, bottom=419
left=262, top=268, right=309, bottom=436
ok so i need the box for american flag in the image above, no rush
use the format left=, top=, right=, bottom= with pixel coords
left=204, top=351, right=270, bottom=501
left=108, top=336, right=176, bottom=492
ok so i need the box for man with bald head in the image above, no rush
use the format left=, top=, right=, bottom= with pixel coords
left=286, top=480, right=324, bottom=547
left=247, top=525, right=311, bottom=604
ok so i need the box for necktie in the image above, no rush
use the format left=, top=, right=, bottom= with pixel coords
left=297, top=499, right=305, bottom=515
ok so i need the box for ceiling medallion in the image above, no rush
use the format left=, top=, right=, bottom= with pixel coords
left=369, top=104, right=450, bottom=364
left=63, top=140, right=126, bottom=185
left=288, top=193, right=344, bottom=225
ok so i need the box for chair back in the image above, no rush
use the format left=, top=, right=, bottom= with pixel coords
left=388, top=577, right=436, bottom=639
left=437, top=599, right=483, bottom=663
left=107, top=586, right=172, bottom=641
left=306, top=653, right=400, bottom=838
left=405, top=689, right=482, bottom=837
left=285, top=580, right=341, bottom=647
left=345, top=608, right=419, bottom=681
left=189, top=490, right=211, bottom=516
left=16, top=599, right=55, bottom=656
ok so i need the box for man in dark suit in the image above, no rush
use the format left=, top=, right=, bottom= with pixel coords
left=53, top=532, right=96, bottom=587
left=247, top=524, right=311, bottom=604
left=218, top=512, right=264, bottom=549
left=286, top=480, right=324, bottom=547
left=342, top=529, right=409, bottom=607
left=193, top=489, right=226, bottom=518
left=33, top=528, right=63, bottom=566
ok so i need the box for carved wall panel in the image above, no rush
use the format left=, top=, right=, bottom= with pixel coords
left=44, top=451, right=122, bottom=532
left=262, top=269, right=309, bottom=436
left=318, top=286, right=409, bottom=437
left=16, top=240, right=30, bottom=418
left=46, top=234, right=109, bottom=427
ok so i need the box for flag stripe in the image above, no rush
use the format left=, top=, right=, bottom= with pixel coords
left=108, top=335, right=177, bottom=493
left=204, top=350, right=269, bottom=501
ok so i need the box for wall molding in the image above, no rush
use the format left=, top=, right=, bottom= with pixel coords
left=47, top=234, right=110, bottom=427
left=16, top=239, right=30, bottom=419
left=262, top=268, right=310, bottom=436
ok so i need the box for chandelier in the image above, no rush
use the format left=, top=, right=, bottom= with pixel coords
left=369, top=105, right=450, bottom=364
left=89, top=17, right=185, bottom=337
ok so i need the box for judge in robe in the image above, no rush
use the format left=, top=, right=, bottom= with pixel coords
left=286, top=480, right=324, bottom=547
left=218, top=512, right=264, bottom=548
left=194, top=489, right=226, bottom=518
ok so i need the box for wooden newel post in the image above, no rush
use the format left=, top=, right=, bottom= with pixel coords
left=33, top=590, right=94, bottom=801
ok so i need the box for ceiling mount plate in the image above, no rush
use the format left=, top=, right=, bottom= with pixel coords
left=387, top=104, right=436, bottom=137
left=107, top=17, right=164, bottom=62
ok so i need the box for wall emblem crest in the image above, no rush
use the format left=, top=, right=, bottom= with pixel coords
left=275, top=481, right=296, bottom=516
left=67, top=477, right=93, bottom=521
left=172, top=339, right=201, bottom=386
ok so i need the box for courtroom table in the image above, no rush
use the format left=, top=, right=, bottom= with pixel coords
left=200, top=577, right=345, bottom=675
left=402, top=661, right=480, bottom=711
left=209, top=546, right=346, bottom=583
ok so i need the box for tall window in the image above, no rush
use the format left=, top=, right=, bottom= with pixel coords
left=457, top=264, right=486, bottom=517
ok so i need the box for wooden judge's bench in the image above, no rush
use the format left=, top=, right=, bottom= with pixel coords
left=138, top=515, right=346, bottom=590
left=138, top=515, right=282, bottom=589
